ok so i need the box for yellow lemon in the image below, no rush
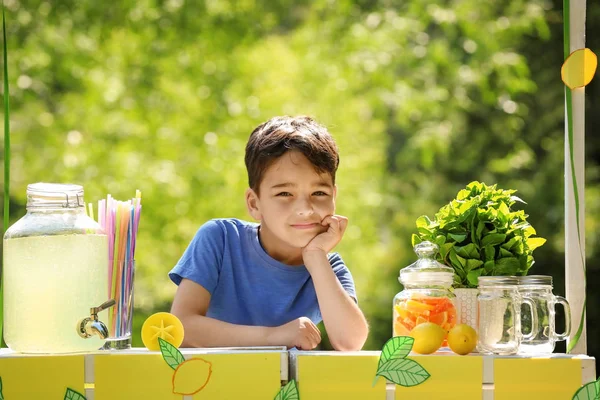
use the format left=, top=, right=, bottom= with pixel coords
left=172, top=358, right=212, bottom=395
left=409, top=322, right=446, bottom=354
left=141, top=312, right=184, bottom=351
left=447, top=324, right=478, bottom=355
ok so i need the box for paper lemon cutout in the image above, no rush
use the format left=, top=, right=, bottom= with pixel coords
left=142, top=312, right=184, bottom=351
left=561, top=48, right=597, bottom=89
left=172, top=358, right=213, bottom=395
left=158, top=337, right=213, bottom=395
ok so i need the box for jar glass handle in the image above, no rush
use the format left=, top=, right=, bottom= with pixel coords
left=520, top=297, right=538, bottom=341
left=553, top=296, right=571, bottom=341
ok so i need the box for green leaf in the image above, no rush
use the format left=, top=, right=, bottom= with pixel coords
left=465, top=259, right=483, bottom=272
left=416, top=215, right=431, bottom=229
left=434, top=235, right=446, bottom=246
left=378, top=336, right=414, bottom=368
left=449, top=249, right=466, bottom=269
left=0, top=376, right=4, bottom=400
left=467, top=268, right=484, bottom=286
left=158, top=337, right=185, bottom=370
left=448, top=233, right=467, bottom=243
left=481, top=233, right=507, bottom=247
left=375, top=359, right=430, bottom=387
left=64, top=388, right=86, bottom=400
left=484, top=260, right=495, bottom=274
left=499, top=248, right=513, bottom=258
left=411, top=234, right=422, bottom=247
left=274, top=380, right=299, bottom=400
left=572, top=379, right=600, bottom=400
left=526, top=237, right=546, bottom=251
left=456, top=243, right=479, bottom=259
left=439, top=242, right=454, bottom=259
left=483, top=245, right=495, bottom=261
left=501, top=237, right=519, bottom=250
left=495, top=257, right=520, bottom=275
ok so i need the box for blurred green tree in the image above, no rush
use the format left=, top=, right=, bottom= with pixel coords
left=1, top=0, right=598, bottom=359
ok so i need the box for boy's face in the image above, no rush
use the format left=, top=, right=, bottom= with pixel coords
left=246, top=151, right=336, bottom=260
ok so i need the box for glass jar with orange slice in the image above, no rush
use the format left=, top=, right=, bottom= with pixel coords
left=393, top=241, right=457, bottom=347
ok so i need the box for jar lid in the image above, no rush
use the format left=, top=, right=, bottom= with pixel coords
left=27, top=182, right=84, bottom=209
left=478, top=276, right=518, bottom=286
left=518, top=275, right=552, bottom=286
left=400, top=271, right=454, bottom=286
left=399, top=241, right=455, bottom=285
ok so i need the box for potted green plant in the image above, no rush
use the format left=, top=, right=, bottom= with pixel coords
left=411, top=181, right=546, bottom=327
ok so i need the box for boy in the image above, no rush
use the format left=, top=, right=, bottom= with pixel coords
left=169, top=116, right=368, bottom=351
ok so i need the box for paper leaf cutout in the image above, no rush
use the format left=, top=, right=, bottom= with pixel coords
left=378, top=336, right=414, bottom=368
left=562, top=48, right=598, bottom=89
left=572, top=378, right=600, bottom=400
left=172, top=358, right=213, bottom=395
left=0, top=376, right=4, bottom=400
left=64, top=388, right=87, bottom=400
left=274, top=379, right=299, bottom=400
left=375, top=358, right=431, bottom=387
left=159, top=337, right=185, bottom=370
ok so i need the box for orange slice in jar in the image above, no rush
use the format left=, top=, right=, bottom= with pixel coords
left=429, top=311, right=448, bottom=326
left=405, top=299, right=435, bottom=313
left=394, top=303, right=410, bottom=319
left=394, top=320, right=411, bottom=336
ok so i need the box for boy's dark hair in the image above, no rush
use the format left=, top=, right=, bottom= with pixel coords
left=245, top=116, right=339, bottom=193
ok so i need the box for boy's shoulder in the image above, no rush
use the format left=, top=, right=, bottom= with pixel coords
left=199, top=218, right=258, bottom=236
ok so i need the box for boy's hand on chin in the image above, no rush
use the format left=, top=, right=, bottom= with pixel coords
left=302, top=215, right=348, bottom=258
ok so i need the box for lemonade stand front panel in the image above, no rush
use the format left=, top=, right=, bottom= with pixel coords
left=94, top=354, right=180, bottom=400
left=494, top=358, right=582, bottom=400
left=95, top=352, right=282, bottom=400
left=0, top=355, right=85, bottom=399
left=297, top=354, right=386, bottom=400
left=188, top=353, right=282, bottom=399
left=394, top=355, right=483, bottom=400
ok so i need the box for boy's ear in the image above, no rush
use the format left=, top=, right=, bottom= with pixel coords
left=245, top=188, right=262, bottom=221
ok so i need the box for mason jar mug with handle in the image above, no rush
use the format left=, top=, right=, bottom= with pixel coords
left=518, top=275, right=571, bottom=354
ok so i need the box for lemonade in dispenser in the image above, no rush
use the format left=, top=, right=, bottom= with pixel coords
left=393, top=241, right=457, bottom=344
left=3, top=183, right=113, bottom=353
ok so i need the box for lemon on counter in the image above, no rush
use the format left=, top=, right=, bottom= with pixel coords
left=409, top=322, right=446, bottom=354
left=447, top=324, right=478, bottom=355
left=141, top=312, right=185, bottom=351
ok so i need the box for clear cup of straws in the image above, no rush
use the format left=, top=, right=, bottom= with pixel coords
left=90, top=191, right=142, bottom=350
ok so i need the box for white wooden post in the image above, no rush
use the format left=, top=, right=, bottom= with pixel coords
left=565, top=0, right=587, bottom=355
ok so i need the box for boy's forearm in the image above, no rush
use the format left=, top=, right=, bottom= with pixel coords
left=178, top=314, right=274, bottom=348
left=304, top=251, right=369, bottom=351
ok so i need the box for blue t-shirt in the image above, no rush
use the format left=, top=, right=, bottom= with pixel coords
left=169, top=218, right=357, bottom=326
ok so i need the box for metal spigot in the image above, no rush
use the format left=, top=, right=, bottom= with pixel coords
left=77, top=299, right=116, bottom=339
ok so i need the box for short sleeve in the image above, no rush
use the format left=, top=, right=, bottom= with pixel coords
left=169, top=219, right=225, bottom=295
left=328, top=252, right=357, bottom=302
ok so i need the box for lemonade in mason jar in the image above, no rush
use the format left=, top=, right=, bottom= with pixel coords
left=393, top=242, right=457, bottom=346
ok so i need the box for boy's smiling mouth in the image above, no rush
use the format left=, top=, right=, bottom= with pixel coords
left=290, top=222, right=320, bottom=230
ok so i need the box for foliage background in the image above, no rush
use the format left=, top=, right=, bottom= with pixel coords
left=1, top=0, right=599, bottom=359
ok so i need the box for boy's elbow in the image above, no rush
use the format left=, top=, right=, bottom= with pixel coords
left=331, top=324, right=369, bottom=351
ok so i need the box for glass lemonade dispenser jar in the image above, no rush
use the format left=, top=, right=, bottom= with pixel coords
left=3, top=183, right=112, bottom=353
left=393, top=241, right=457, bottom=342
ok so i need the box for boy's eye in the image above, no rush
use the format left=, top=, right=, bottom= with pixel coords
left=276, top=192, right=292, bottom=197
left=313, top=191, right=329, bottom=196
